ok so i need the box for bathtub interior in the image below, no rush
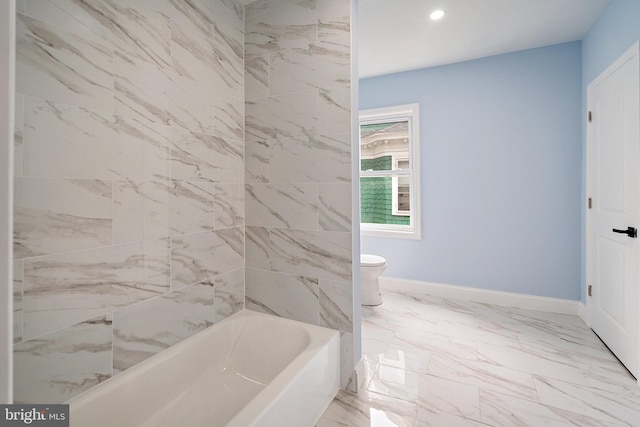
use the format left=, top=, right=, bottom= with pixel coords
left=69, top=310, right=336, bottom=427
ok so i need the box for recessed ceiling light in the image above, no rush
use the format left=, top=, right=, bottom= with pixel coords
left=430, top=9, right=445, bottom=21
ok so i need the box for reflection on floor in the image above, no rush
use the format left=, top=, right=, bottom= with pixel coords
left=316, top=289, right=640, bottom=426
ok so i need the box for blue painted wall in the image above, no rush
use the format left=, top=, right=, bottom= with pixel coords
left=581, top=1, right=640, bottom=303
left=360, top=42, right=583, bottom=300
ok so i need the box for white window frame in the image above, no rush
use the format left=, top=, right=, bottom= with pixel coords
left=391, top=155, right=410, bottom=216
left=359, top=103, right=421, bottom=240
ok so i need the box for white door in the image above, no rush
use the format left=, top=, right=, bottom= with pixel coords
left=587, top=42, right=640, bottom=378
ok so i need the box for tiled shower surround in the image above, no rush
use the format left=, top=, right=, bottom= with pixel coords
left=12, top=0, right=355, bottom=404
left=13, top=0, right=245, bottom=403
left=243, top=0, right=354, bottom=387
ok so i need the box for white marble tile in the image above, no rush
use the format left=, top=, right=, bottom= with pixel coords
left=214, top=183, right=244, bottom=228
left=169, top=3, right=217, bottom=89
left=269, top=133, right=351, bottom=183
left=358, top=359, right=380, bottom=391
left=510, top=307, right=587, bottom=328
left=14, top=316, right=112, bottom=404
left=415, top=409, right=487, bottom=427
left=245, top=55, right=269, bottom=101
left=215, top=95, right=244, bottom=142
left=392, top=328, right=478, bottom=362
left=426, top=353, right=539, bottom=401
left=14, top=94, right=24, bottom=177
left=477, top=341, right=589, bottom=385
left=14, top=178, right=112, bottom=259
left=113, top=180, right=144, bottom=244
left=367, top=364, right=420, bottom=402
left=142, top=181, right=170, bottom=241
left=245, top=0, right=317, bottom=58
left=480, top=389, right=622, bottom=427
left=362, top=337, right=431, bottom=374
left=321, top=290, right=640, bottom=427
left=316, top=389, right=417, bottom=427
left=245, top=226, right=270, bottom=270
left=13, top=260, right=23, bottom=344
left=319, top=182, right=352, bottom=232
left=245, top=268, right=319, bottom=325
left=320, top=278, right=353, bottom=333
left=23, top=98, right=169, bottom=182
left=448, top=300, right=514, bottom=324
left=110, top=115, right=171, bottom=182
left=168, top=181, right=215, bottom=236
left=114, top=54, right=214, bottom=134
left=23, top=0, right=115, bottom=38
left=509, top=310, right=601, bottom=350
left=23, top=98, right=145, bottom=180
left=213, top=17, right=244, bottom=100
left=436, top=319, right=520, bottom=347
left=27, top=0, right=171, bottom=69
left=170, top=228, right=243, bottom=290
left=170, top=127, right=243, bottom=182
left=245, top=183, right=319, bottom=229
left=113, top=282, right=214, bottom=373
left=22, top=242, right=163, bottom=340
left=579, top=353, right=640, bottom=392
left=214, top=268, right=244, bottom=323
left=533, top=375, right=640, bottom=426
left=269, top=228, right=352, bottom=281
left=318, top=0, right=351, bottom=41
left=416, top=373, right=481, bottom=421
left=581, top=370, right=640, bottom=407
left=244, top=0, right=298, bottom=19
left=361, top=318, right=395, bottom=343
left=365, top=305, right=438, bottom=339
left=517, top=325, right=607, bottom=364
left=406, top=297, right=476, bottom=326
left=269, top=37, right=350, bottom=96
left=211, top=0, right=244, bottom=35
left=245, top=139, right=270, bottom=183
left=319, top=84, right=351, bottom=136
left=154, top=0, right=214, bottom=25
left=141, top=121, right=172, bottom=181
left=245, top=89, right=317, bottom=143
left=16, top=13, right=114, bottom=113
left=143, top=238, right=171, bottom=290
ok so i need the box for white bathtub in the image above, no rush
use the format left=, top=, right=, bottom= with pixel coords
left=68, top=310, right=340, bottom=427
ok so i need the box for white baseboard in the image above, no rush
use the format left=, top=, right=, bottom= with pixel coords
left=379, top=277, right=581, bottom=316
left=578, top=302, right=589, bottom=326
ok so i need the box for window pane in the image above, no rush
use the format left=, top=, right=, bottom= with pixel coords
left=395, top=175, right=411, bottom=215
left=360, top=176, right=411, bottom=226
left=360, top=121, right=410, bottom=172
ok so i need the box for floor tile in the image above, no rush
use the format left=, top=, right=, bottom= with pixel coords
left=316, top=389, right=417, bottom=427
left=480, top=389, right=623, bottom=427
left=317, top=290, right=640, bottom=426
left=426, top=353, right=539, bottom=401
left=415, top=409, right=488, bottom=427
left=533, top=375, right=640, bottom=426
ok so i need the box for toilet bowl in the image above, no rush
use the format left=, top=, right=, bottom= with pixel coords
left=360, top=254, right=387, bottom=306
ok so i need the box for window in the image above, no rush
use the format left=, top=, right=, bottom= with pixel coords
left=360, top=103, right=421, bottom=239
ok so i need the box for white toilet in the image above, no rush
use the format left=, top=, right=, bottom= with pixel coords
left=360, top=254, right=387, bottom=306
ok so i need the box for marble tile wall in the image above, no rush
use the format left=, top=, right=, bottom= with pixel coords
left=13, top=0, right=245, bottom=403
left=244, top=0, right=355, bottom=388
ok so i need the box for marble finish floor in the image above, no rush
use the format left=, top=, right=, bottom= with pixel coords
left=317, top=289, right=640, bottom=426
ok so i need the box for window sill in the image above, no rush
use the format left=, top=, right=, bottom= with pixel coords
left=361, top=226, right=421, bottom=240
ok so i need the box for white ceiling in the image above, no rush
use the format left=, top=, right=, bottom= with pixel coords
left=358, top=0, right=610, bottom=78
